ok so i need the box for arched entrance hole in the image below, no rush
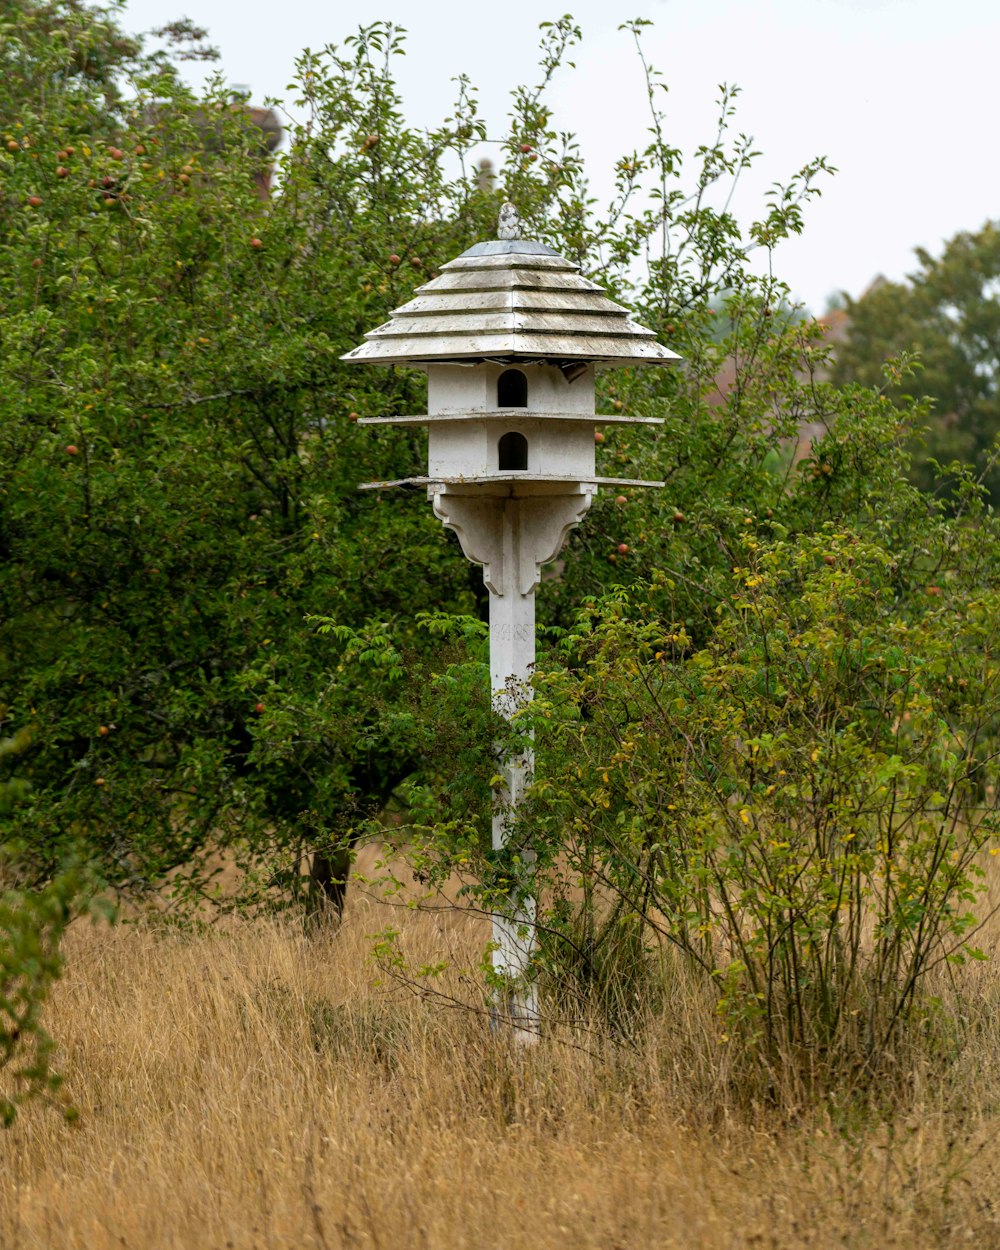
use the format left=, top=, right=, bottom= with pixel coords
left=498, top=431, right=529, bottom=471
left=497, top=369, right=528, bottom=408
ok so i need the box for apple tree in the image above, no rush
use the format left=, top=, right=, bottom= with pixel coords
left=0, top=7, right=690, bottom=914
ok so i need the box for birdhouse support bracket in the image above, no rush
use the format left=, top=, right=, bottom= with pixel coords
left=431, top=485, right=592, bottom=717
left=431, top=488, right=593, bottom=599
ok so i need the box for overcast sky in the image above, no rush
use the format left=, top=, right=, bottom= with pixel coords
left=118, top=0, right=997, bottom=314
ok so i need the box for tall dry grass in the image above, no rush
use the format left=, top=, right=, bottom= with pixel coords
left=3, top=844, right=1000, bottom=1249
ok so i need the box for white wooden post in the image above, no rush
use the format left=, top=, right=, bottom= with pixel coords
left=432, top=489, right=592, bottom=1040
left=488, top=498, right=539, bottom=1038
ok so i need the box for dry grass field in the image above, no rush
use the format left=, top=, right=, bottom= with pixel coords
left=4, top=843, right=1000, bottom=1249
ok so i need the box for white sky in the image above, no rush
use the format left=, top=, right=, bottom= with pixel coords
left=118, top=0, right=998, bottom=313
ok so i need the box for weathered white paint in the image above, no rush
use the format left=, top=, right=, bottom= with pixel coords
left=341, top=239, right=682, bottom=367
left=360, top=412, right=664, bottom=427
left=359, top=474, right=666, bottom=490
left=426, top=362, right=596, bottom=415
left=427, top=419, right=595, bottom=480
left=497, top=201, right=522, bottom=241
left=432, top=489, right=592, bottom=600
left=420, top=363, right=598, bottom=490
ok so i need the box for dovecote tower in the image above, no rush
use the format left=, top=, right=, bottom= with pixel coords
left=344, top=206, right=680, bottom=1037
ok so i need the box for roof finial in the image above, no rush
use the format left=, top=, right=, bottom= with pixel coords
left=497, top=201, right=522, bottom=241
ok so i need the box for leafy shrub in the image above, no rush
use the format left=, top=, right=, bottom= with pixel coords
left=0, top=863, right=93, bottom=1124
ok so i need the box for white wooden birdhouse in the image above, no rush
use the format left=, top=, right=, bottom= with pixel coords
left=343, top=224, right=678, bottom=499
left=343, top=206, right=681, bottom=1037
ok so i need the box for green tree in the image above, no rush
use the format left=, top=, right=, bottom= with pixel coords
left=0, top=11, right=482, bottom=913
left=834, top=222, right=1000, bottom=499
left=0, top=6, right=833, bottom=914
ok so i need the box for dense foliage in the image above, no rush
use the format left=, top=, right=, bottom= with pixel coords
left=3, top=1, right=999, bottom=1111
left=0, top=7, right=500, bottom=908
left=0, top=6, right=827, bottom=903
left=394, top=349, right=1000, bottom=1098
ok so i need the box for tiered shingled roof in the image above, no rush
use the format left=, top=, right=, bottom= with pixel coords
left=342, top=239, right=680, bottom=368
